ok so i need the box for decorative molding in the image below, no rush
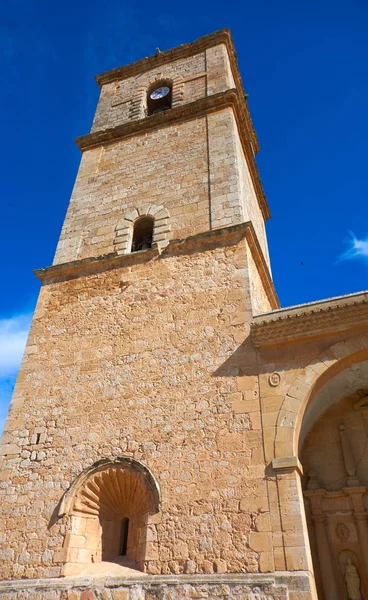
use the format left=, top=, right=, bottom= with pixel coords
left=303, top=485, right=368, bottom=514
left=58, top=456, right=160, bottom=519
left=269, top=372, right=281, bottom=387
left=75, top=89, right=270, bottom=222
left=336, top=522, right=350, bottom=541
left=251, top=291, right=368, bottom=348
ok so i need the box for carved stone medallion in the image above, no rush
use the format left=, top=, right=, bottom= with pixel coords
left=336, top=522, right=350, bottom=541
left=269, top=372, right=281, bottom=387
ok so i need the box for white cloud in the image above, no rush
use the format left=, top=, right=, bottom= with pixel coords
left=0, top=314, right=32, bottom=377
left=0, top=377, right=18, bottom=435
left=0, top=313, right=32, bottom=435
left=341, top=232, right=368, bottom=262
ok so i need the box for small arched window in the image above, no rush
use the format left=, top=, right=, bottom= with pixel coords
left=147, top=82, right=172, bottom=115
left=131, top=216, right=154, bottom=252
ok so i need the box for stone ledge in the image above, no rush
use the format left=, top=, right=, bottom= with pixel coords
left=75, top=88, right=269, bottom=222
left=0, top=573, right=274, bottom=591
left=35, top=222, right=279, bottom=310
left=0, top=570, right=313, bottom=593
left=75, top=91, right=234, bottom=152
left=35, top=246, right=160, bottom=284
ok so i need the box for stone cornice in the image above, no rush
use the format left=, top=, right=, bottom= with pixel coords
left=96, top=29, right=231, bottom=87
left=251, top=291, right=368, bottom=348
left=76, top=89, right=270, bottom=222
left=34, top=222, right=278, bottom=310
left=76, top=90, right=235, bottom=151
left=95, top=28, right=259, bottom=155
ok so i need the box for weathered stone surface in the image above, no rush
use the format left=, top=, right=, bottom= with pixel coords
left=0, top=573, right=295, bottom=599
left=1, top=25, right=367, bottom=600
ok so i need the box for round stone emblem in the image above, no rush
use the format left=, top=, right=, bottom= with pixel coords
left=336, top=523, right=350, bottom=541
left=269, top=372, right=281, bottom=387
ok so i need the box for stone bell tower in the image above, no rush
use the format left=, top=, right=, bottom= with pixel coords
left=0, top=28, right=320, bottom=600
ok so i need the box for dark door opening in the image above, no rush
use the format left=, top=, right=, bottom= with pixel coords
left=120, top=518, right=129, bottom=556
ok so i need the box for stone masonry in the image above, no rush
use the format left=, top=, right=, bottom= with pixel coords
left=1, top=28, right=368, bottom=600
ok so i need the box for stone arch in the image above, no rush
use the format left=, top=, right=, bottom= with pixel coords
left=58, top=457, right=160, bottom=575
left=146, top=78, right=173, bottom=115
left=274, top=334, right=368, bottom=459
left=113, top=204, right=170, bottom=254
left=128, top=74, right=184, bottom=122
left=144, top=74, right=184, bottom=115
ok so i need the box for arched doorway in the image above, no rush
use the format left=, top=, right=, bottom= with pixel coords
left=300, top=360, right=368, bottom=600
left=58, top=458, right=160, bottom=576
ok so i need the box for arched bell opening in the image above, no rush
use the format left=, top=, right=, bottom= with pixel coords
left=131, top=216, right=154, bottom=252
left=146, top=81, right=172, bottom=115
left=59, top=458, right=160, bottom=576
left=300, top=360, right=368, bottom=600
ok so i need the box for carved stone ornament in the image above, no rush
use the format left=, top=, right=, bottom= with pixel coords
left=336, top=522, right=350, bottom=541
left=269, top=372, right=281, bottom=387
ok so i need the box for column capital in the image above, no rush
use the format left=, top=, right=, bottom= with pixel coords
left=311, top=514, right=326, bottom=524
left=343, top=486, right=367, bottom=513
left=353, top=511, right=368, bottom=522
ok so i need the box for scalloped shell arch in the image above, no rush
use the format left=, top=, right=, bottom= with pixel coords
left=72, top=467, right=153, bottom=518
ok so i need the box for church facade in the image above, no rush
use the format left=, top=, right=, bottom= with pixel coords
left=1, top=29, right=368, bottom=600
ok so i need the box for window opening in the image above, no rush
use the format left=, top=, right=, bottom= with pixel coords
left=120, top=518, right=129, bottom=556
left=36, top=433, right=41, bottom=445
left=147, top=83, right=172, bottom=115
left=131, top=216, right=154, bottom=252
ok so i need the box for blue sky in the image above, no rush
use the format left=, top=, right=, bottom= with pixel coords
left=0, top=0, right=367, bottom=432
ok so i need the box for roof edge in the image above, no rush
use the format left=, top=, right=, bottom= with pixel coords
left=95, top=29, right=231, bottom=88
left=253, top=290, right=368, bottom=324
left=251, top=290, right=368, bottom=348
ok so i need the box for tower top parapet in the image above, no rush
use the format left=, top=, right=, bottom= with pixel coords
left=94, top=28, right=260, bottom=156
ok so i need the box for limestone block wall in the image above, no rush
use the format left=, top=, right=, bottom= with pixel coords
left=0, top=234, right=272, bottom=581
left=90, top=43, right=234, bottom=133
left=234, top=127, right=270, bottom=268
left=53, top=107, right=270, bottom=273
left=54, top=117, right=210, bottom=264
left=207, top=110, right=269, bottom=265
